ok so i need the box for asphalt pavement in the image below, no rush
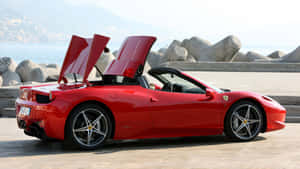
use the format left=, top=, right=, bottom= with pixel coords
left=0, top=118, right=299, bottom=169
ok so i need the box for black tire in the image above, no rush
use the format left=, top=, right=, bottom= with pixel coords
left=224, top=100, right=263, bottom=141
left=64, top=103, right=112, bottom=150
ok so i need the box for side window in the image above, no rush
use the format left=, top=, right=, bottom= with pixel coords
left=160, top=73, right=205, bottom=94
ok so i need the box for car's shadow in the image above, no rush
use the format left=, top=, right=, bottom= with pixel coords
left=0, top=135, right=266, bottom=158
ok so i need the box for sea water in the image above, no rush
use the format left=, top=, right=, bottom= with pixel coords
left=0, top=43, right=68, bottom=65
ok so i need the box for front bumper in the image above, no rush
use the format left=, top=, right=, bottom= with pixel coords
left=264, top=102, right=286, bottom=132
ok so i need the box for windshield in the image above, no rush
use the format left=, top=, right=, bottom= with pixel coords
left=155, top=73, right=206, bottom=94
left=201, top=80, right=224, bottom=93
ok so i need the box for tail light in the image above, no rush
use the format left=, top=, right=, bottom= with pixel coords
left=19, top=88, right=32, bottom=101
left=49, top=91, right=55, bottom=101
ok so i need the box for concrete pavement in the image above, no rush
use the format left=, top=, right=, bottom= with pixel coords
left=184, top=71, right=300, bottom=96
left=0, top=118, right=299, bottom=169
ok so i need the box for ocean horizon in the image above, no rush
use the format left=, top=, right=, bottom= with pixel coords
left=0, top=42, right=296, bottom=65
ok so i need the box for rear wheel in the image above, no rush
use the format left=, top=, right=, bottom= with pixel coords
left=224, top=101, right=263, bottom=141
left=65, top=103, right=112, bottom=150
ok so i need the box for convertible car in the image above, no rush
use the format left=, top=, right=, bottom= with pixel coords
left=16, top=34, right=286, bottom=149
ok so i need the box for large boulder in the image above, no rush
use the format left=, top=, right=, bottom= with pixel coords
left=187, top=55, right=197, bottom=62
left=29, top=67, right=47, bottom=82
left=181, top=37, right=211, bottom=58
left=204, top=35, right=241, bottom=61
left=0, top=57, right=17, bottom=74
left=267, top=51, right=285, bottom=59
left=280, top=46, right=300, bottom=62
left=95, top=52, right=115, bottom=73
left=112, top=50, right=118, bottom=57
left=143, top=62, right=151, bottom=74
left=246, top=51, right=271, bottom=62
left=158, top=48, right=167, bottom=55
left=164, top=40, right=188, bottom=61
left=232, top=51, right=271, bottom=62
left=46, top=64, right=59, bottom=69
left=44, top=67, right=60, bottom=82
left=88, top=67, right=97, bottom=80
left=147, top=51, right=165, bottom=67
left=182, top=35, right=241, bottom=61
left=0, top=75, right=2, bottom=87
left=16, top=60, right=40, bottom=82
left=231, top=52, right=248, bottom=62
left=1, top=70, right=21, bottom=86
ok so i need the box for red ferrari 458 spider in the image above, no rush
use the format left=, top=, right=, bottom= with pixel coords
left=16, top=34, right=286, bottom=149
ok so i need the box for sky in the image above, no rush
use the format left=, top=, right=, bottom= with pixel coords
left=64, top=0, right=300, bottom=51
left=1, top=0, right=300, bottom=54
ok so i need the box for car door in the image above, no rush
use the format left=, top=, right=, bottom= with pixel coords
left=144, top=73, right=223, bottom=136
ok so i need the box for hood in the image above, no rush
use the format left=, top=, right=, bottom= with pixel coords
left=104, top=36, right=156, bottom=78
left=58, top=34, right=110, bottom=83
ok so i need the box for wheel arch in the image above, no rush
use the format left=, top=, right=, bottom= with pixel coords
left=224, top=98, right=267, bottom=133
left=64, top=100, right=116, bottom=139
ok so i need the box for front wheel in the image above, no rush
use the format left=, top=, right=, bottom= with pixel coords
left=224, top=101, right=263, bottom=141
left=65, top=104, right=112, bottom=150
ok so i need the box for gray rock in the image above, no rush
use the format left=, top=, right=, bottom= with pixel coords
left=43, top=67, right=60, bottom=82
left=46, top=75, right=59, bottom=82
left=22, top=81, right=43, bottom=85
left=181, top=37, right=211, bottom=59
left=143, top=61, right=155, bottom=83
left=187, top=55, right=197, bottom=63
left=280, top=46, right=300, bottom=62
left=16, top=60, right=40, bottom=82
left=182, top=35, right=241, bottom=62
left=46, top=67, right=60, bottom=78
left=88, top=67, right=98, bottom=80
left=39, top=63, right=47, bottom=68
left=165, top=40, right=188, bottom=61
left=144, top=62, right=152, bottom=74
left=46, top=64, right=59, bottom=69
left=232, top=51, right=270, bottom=62
left=0, top=57, right=17, bottom=74
left=95, top=52, right=115, bottom=73
left=267, top=51, right=285, bottom=59
left=29, top=67, right=47, bottom=82
left=205, top=35, right=241, bottom=61
left=158, top=48, right=167, bottom=55
left=231, top=52, right=248, bottom=62
left=147, top=51, right=164, bottom=67
left=112, top=50, right=118, bottom=57
left=246, top=51, right=271, bottom=62
left=1, top=70, right=21, bottom=86
left=0, top=75, right=2, bottom=87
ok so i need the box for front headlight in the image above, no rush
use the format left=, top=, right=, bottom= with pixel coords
left=263, top=95, right=280, bottom=104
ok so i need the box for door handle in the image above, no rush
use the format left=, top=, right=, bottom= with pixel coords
left=150, top=97, right=159, bottom=102
left=197, top=96, right=212, bottom=101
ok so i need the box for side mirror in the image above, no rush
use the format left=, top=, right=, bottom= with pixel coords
left=206, top=88, right=215, bottom=99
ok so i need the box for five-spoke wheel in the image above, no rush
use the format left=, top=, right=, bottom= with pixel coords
left=65, top=104, right=112, bottom=149
left=225, top=101, right=263, bottom=141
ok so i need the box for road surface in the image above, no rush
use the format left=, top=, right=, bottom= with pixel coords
left=0, top=118, right=299, bottom=169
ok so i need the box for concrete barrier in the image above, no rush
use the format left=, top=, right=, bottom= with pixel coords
left=162, top=62, right=300, bottom=72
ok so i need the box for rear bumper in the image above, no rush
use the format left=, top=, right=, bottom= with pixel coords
left=16, top=98, right=66, bottom=140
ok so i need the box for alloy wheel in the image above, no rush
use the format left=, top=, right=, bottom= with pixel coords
left=72, top=108, right=108, bottom=147
left=230, top=104, right=262, bottom=140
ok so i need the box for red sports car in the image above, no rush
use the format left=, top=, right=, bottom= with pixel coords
left=16, top=34, right=286, bottom=149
